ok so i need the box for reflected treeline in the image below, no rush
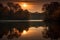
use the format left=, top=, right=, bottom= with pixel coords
left=0, top=22, right=45, bottom=39
left=0, top=22, right=30, bottom=39
left=42, top=2, right=60, bottom=40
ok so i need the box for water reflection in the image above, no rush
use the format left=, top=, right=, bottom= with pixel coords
left=1, top=21, right=60, bottom=40
left=20, top=27, right=47, bottom=40
left=22, top=30, right=27, bottom=35
left=0, top=21, right=60, bottom=40
left=0, top=22, right=30, bottom=39
left=43, top=21, right=60, bottom=40
left=0, top=22, right=47, bottom=40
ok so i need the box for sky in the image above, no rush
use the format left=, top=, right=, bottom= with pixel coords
left=0, top=0, right=60, bottom=13
left=18, top=2, right=44, bottom=13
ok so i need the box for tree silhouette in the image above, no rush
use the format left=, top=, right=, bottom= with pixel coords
left=42, top=2, right=60, bottom=22
left=0, top=22, right=30, bottom=39
left=42, top=2, right=60, bottom=40
left=0, top=2, right=30, bottom=39
left=0, top=2, right=30, bottom=20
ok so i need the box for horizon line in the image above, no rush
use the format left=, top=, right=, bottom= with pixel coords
left=0, top=20, right=44, bottom=22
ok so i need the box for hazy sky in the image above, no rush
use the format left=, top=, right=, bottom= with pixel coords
left=18, top=2, right=44, bottom=13
left=18, top=0, right=60, bottom=13
left=0, top=0, right=60, bottom=13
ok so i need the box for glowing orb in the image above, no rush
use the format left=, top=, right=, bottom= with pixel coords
left=22, top=3, right=27, bottom=7
left=22, top=30, right=27, bottom=34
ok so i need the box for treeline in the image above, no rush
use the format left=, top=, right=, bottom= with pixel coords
left=42, top=2, right=60, bottom=40
left=0, top=2, right=30, bottom=39
left=43, top=2, right=60, bottom=21
left=0, top=2, right=30, bottom=20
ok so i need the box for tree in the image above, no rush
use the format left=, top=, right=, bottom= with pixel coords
left=0, top=2, right=30, bottom=39
left=42, top=2, right=60, bottom=22
left=42, top=2, right=60, bottom=40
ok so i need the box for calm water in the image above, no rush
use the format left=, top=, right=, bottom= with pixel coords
left=1, top=27, right=49, bottom=40
left=0, top=21, right=60, bottom=40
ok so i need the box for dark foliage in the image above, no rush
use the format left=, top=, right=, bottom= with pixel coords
left=42, top=2, right=60, bottom=40
left=0, top=2, right=30, bottom=39
left=0, top=2, right=29, bottom=20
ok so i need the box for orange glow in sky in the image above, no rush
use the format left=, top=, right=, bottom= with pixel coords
left=22, top=30, right=27, bottom=34
left=18, top=2, right=44, bottom=13
left=19, top=2, right=30, bottom=10
left=22, top=3, right=27, bottom=7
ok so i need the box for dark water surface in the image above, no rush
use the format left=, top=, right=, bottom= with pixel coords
left=0, top=21, right=48, bottom=40
left=0, top=21, right=60, bottom=40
